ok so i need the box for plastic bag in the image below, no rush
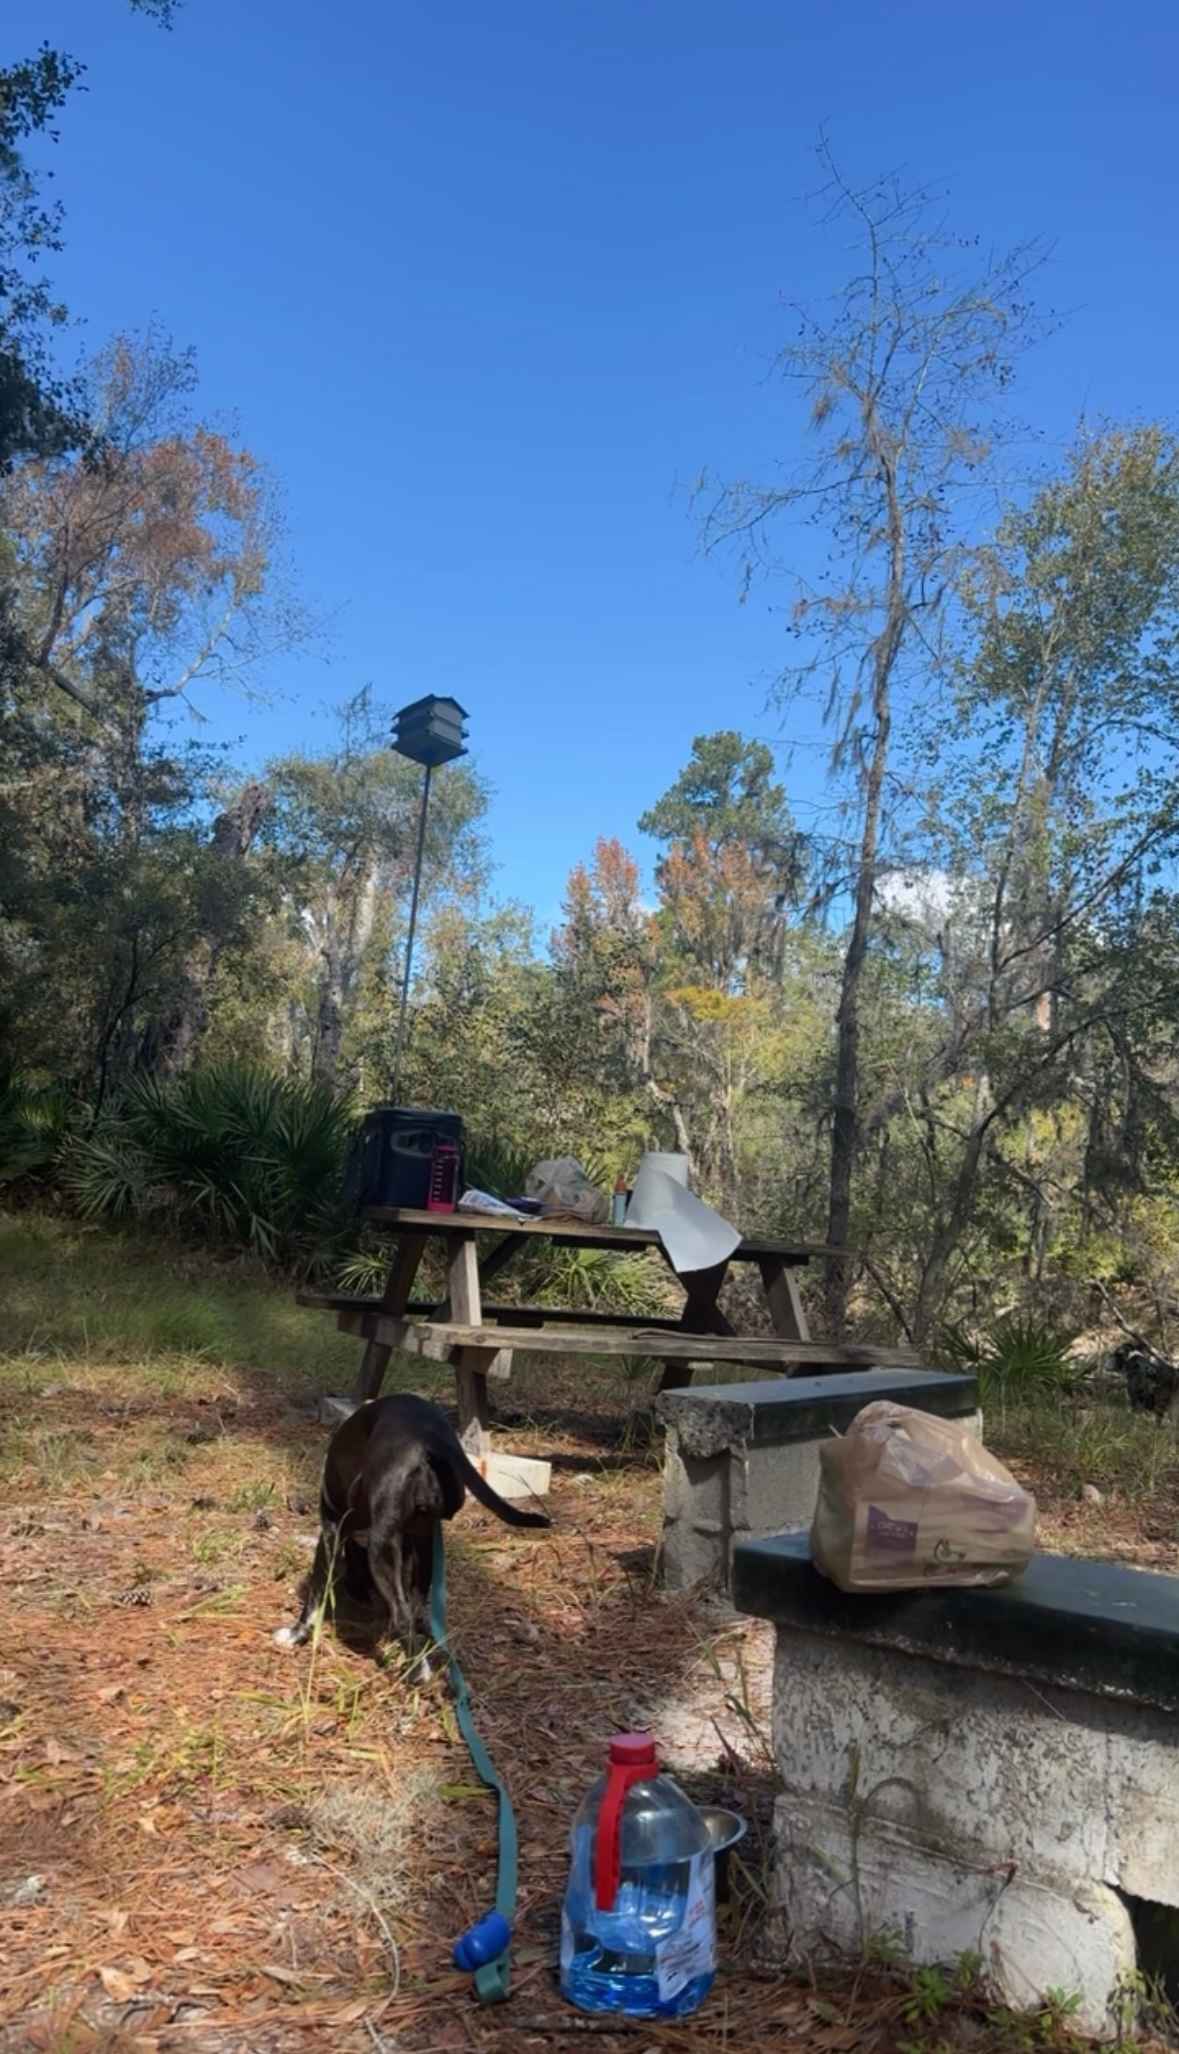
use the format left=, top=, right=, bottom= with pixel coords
left=810, top=1401, right=1035, bottom=1593
left=525, top=1156, right=608, bottom=1225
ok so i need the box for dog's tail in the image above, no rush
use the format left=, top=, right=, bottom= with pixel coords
left=455, top=1444, right=551, bottom=1528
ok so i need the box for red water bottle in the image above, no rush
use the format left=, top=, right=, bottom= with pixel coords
left=427, top=1140, right=460, bottom=1212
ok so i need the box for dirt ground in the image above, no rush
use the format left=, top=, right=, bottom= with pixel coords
left=1, top=1333, right=1175, bottom=2053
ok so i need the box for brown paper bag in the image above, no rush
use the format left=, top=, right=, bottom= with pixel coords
left=810, top=1401, right=1035, bottom=1593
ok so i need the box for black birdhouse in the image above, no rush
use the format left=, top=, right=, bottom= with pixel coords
left=391, top=695, right=469, bottom=769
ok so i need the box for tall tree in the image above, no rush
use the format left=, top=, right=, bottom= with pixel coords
left=0, top=46, right=84, bottom=473
left=3, top=331, right=286, bottom=726
left=0, top=333, right=296, bottom=1094
left=145, top=780, right=271, bottom=1075
left=403, top=903, right=582, bottom=1156
left=703, top=142, right=1043, bottom=1329
left=887, top=424, right=1179, bottom=1336
left=639, top=730, right=805, bottom=989
left=551, top=837, right=691, bottom=1156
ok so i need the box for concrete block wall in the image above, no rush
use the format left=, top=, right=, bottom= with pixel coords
left=775, top=1792, right=1137, bottom=2025
left=770, top=1631, right=1179, bottom=1912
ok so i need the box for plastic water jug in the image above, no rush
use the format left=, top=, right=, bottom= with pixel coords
left=560, top=1732, right=716, bottom=2018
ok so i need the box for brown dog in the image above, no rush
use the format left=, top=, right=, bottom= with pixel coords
left=274, top=1393, right=549, bottom=1667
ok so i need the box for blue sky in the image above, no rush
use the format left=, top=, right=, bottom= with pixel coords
left=10, top=0, right=1179, bottom=931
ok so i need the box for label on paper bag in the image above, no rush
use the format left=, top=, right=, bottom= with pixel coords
left=655, top=1852, right=715, bottom=2000
left=864, top=1503, right=919, bottom=1556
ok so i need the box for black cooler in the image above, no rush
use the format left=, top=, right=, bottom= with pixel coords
left=347, top=1107, right=465, bottom=1210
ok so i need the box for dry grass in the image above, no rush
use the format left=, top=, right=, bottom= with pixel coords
left=1, top=1215, right=1175, bottom=2053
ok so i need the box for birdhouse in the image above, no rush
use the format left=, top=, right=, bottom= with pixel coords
left=391, top=695, right=469, bottom=768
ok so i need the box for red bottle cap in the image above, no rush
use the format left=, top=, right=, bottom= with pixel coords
left=608, top=1732, right=657, bottom=1767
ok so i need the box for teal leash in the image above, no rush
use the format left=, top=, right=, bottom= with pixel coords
left=430, top=1521, right=516, bottom=2003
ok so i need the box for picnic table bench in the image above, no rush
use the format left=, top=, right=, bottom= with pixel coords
left=299, top=1205, right=920, bottom=1455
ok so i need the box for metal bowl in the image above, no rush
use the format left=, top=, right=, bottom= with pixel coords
left=698, top=1805, right=747, bottom=1857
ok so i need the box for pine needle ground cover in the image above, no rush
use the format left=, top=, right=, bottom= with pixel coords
left=1, top=1216, right=1176, bottom=2054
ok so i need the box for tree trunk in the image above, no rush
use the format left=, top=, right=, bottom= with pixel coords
left=823, top=447, right=903, bottom=1335
left=910, top=1116, right=991, bottom=1345
left=151, top=781, right=269, bottom=1075
left=312, top=939, right=345, bottom=1087
left=824, top=746, right=886, bottom=1332
left=309, top=864, right=380, bottom=1089
left=637, top=992, right=693, bottom=1167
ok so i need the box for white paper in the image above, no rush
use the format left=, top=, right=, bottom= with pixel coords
left=640, top=1152, right=690, bottom=1187
left=458, top=1188, right=531, bottom=1220
left=626, top=1155, right=741, bottom=1275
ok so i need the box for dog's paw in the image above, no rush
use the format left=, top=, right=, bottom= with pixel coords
left=272, top=1624, right=302, bottom=1648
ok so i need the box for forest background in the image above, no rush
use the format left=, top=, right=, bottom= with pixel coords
left=7, top=5, right=1179, bottom=1372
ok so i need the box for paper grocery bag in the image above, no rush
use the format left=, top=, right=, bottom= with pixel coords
left=811, top=1401, right=1035, bottom=1593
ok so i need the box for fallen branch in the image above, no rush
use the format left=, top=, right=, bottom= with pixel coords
left=1090, top=1279, right=1149, bottom=1355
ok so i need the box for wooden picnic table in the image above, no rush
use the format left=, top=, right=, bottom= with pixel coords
left=299, top=1205, right=918, bottom=1456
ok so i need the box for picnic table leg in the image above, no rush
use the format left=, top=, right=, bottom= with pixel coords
left=427, top=1231, right=523, bottom=1316
left=678, top=1259, right=737, bottom=1336
left=354, top=1232, right=428, bottom=1402
left=757, top=1256, right=811, bottom=1344
left=454, top=1350, right=495, bottom=1458
left=656, top=1358, right=709, bottom=1394
left=429, top=1233, right=516, bottom=1397
left=446, top=1234, right=502, bottom=1458
left=657, top=1259, right=736, bottom=1395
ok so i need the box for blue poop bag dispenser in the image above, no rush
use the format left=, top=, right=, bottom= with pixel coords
left=453, top=1911, right=512, bottom=1973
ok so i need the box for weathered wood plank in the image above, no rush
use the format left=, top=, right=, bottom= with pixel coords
left=300, top=1291, right=695, bottom=1333
left=336, top=1315, right=456, bottom=1362
left=446, top=1233, right=481, bottom=1324
left=333, top=1311, right=929, bottom=1371
left=446, top=1233, right=512, bottom=1400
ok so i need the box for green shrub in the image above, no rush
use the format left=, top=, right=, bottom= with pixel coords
left=64, top=1063, right=357, bottom=1273
left=944, top=1310, right=1076, bottom=1406
left=463, top=1132, right=535, bottom=1201
left=0, top=1067, right=76, bottom=1184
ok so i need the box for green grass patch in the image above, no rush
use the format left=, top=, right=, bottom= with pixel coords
left=0, top=1210, right=661, bottom=1432
left=0, top=1210, right=376, bottom=1398
left=992, top=1391, right=1179, bottom=1506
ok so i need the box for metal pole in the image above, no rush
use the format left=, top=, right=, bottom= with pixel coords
left=391, top=759, right=432, bottom=1100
